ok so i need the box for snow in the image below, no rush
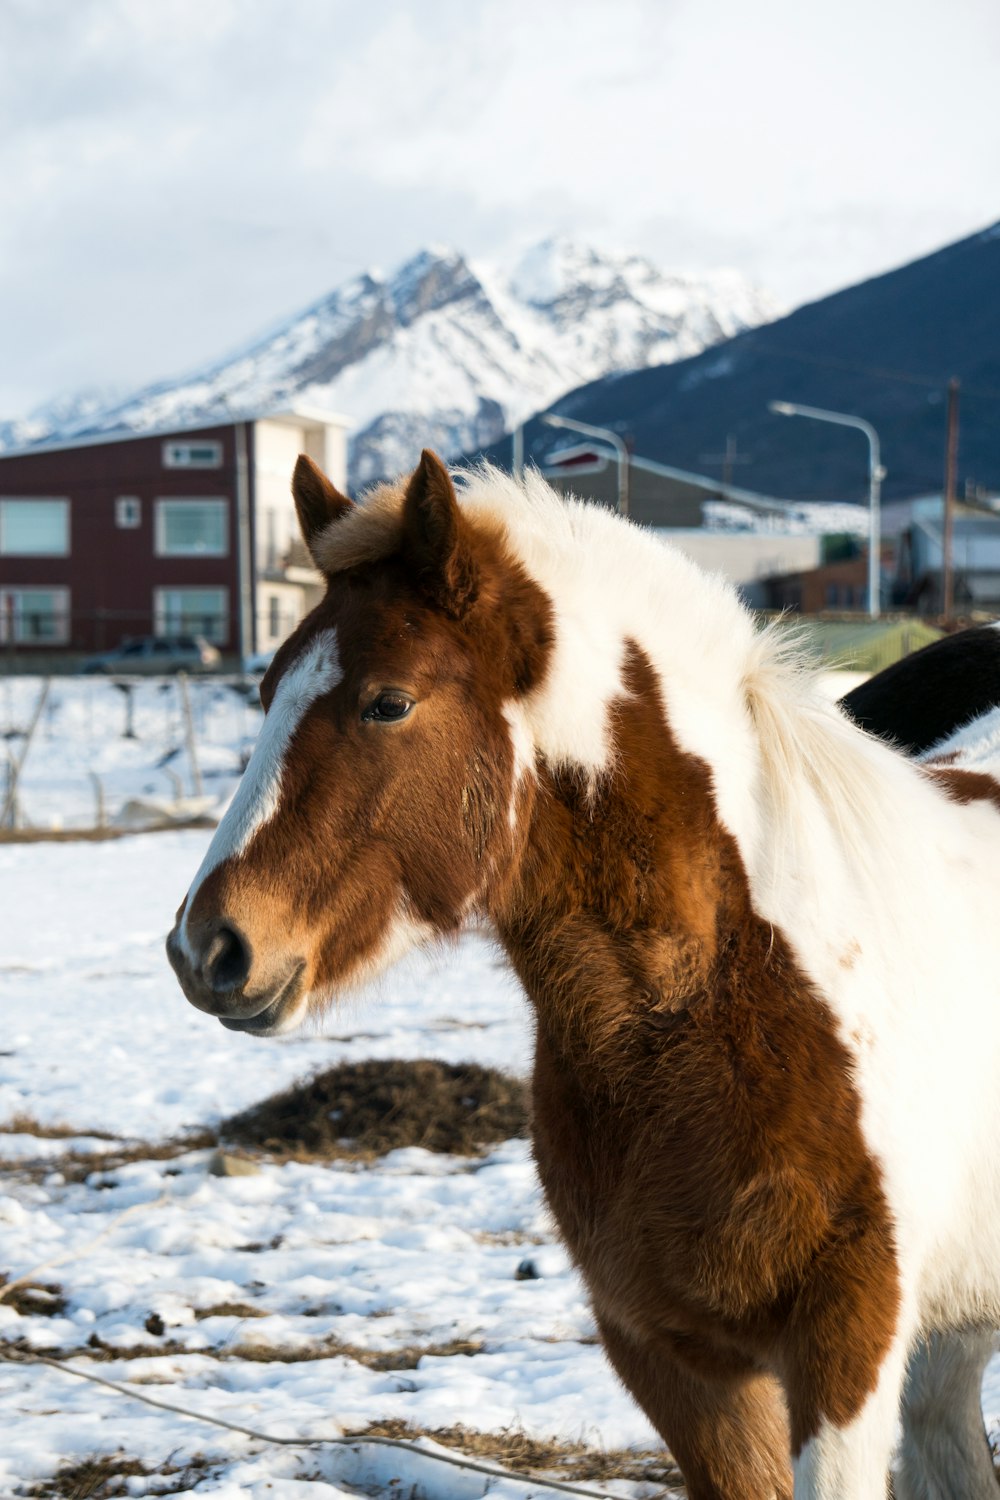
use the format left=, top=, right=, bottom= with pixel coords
left=0, top=239, right=780, bottom=491
left=0, top=678, right=658, bottom=1495
left=2, top=677, right=999, bottom=1496
left=703, top=498, right=871, bottom=536
left=0, top=824, right=656, bottom=1497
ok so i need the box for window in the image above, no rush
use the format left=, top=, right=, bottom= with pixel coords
left=0, top=587, right=70, bottom=643
left=155, top=499, right=228, bottom=556
left=0, top=499, right=69, bottom=556
left=268, top=594, right=281, bottom=639
left=162, top=440, right=223, bottom=469
left=155, top=588, right=228, bottom=645
left=115, top=496, right=141, bottom=529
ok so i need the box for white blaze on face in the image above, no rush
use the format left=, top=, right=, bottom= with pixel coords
left=179, top=628, right=342, bottom=952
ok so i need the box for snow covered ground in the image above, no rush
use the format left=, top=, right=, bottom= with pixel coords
left=1, top=674, right=260, bottom=833
left=0, top=824, right=664, bottom=1499
left=2, top=678, right=999, bottom=1498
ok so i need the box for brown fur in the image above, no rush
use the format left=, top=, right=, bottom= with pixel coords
left=493, top=645, right=899, bottom=1480
left=924, top=764, right=1000, bottom=814
left=171, top=453, right=903, bottom=1496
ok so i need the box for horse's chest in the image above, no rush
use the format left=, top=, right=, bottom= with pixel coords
left=530, top=1040, right=718, bottom=1327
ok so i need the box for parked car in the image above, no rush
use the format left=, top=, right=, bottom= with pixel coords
left=242, top=647, right=277, bottom=675
left=79, top=635, right=222, bottom=675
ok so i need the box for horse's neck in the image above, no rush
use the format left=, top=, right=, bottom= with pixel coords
left=493, top=693, right=762, bottom=1079
left=493, top=658, right=922, bottom=1075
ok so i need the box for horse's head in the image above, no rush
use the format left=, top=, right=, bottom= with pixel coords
left=166, top=450, right=553, bottom=1034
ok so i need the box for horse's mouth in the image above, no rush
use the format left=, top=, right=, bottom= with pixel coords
left=218, top=962, right=307, bottom=1036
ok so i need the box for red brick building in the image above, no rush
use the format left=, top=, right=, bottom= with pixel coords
left=0, top=411, right=348, bottom=664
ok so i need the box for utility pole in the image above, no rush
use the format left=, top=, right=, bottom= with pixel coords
left=540, top=414, right=630, bottom=517
left=699, top=433, right=752, bottom=489
left=768, top=401, right=885, bottom=619
left=941, top=378, right=960, bottom=621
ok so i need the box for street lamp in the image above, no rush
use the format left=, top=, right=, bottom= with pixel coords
left=768, top=400, right=886, bottom=619
left=541, top=413, right=630, bottom=517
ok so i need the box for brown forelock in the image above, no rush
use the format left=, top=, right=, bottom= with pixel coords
left=491, top=641, right=900, bottom=1467
left=206, top=510, right=554, bottom=1001
left=924, top=763, right=1000, bottom=814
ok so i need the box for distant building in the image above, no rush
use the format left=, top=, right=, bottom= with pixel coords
left=657, top=530, right=822, bottom=609
left=888, top=496, right=1000, bottom=614
left=0, top=410, right=349, bottom=664
left=540, top=444, right=790, bottom=530
left=762, top=552, right=871, bottom=613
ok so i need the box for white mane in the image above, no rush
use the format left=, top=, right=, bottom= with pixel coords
left=457, top=464, right=905, bottom=913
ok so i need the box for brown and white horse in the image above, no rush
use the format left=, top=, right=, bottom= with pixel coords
left=168, top=451, right=1000, bottom=1500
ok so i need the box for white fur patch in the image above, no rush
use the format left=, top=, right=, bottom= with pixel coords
left=453, top=469, right=1000, bottom=1453
left=501, top=699, right=536, bottom=827
left=179, top=628, right=342, bottom=954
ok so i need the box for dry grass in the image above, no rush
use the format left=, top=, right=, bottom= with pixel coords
left=222, top=1057, right=529, bottom=1160
left=192, top=1300, right=266, bottom=1321
left=26, top=1454, right=213, bottom=1498
left=0, top=818, right=215, bottom=846
left=228, top=1334, right=484, bottom=1369
left=0, top=1114, right=117, bottom=1141
left=3, top=1128, right=218, bottom=1185
left=16, top=1330, right=484, bottom=1371
left=349, top=1419, right=686, bottom=1489
left=0, top=1277, right=66, bottom=1317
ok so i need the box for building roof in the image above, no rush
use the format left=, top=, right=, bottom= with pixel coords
left=0, top=406, right=351, bottom=463
left=542, top=441, right=795, bottom=517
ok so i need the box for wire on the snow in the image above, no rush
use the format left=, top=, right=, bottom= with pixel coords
left=0, top=1192, right=171, bottom=1308
left=0, top=1345, right=628, bottom=1500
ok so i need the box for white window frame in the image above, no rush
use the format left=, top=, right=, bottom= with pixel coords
left=115, top=496, right=141, bottom=529
left=154, top=498, right=229, bottom=557
left=162, top=439, right=223, bottom=470
left=154, top=587, right=229, bottom=646
left=0, top=498, right=70, bottom=557
left=0, top=586, right=70, bottom=644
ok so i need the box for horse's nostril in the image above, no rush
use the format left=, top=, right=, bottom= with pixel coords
left=203, top=924, right=252, bottom=994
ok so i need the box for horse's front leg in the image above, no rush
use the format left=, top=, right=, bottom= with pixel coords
left=789, top=1343, right=907, bottom=1499
left=597, top=1316, right=793, bottom=1500
left=896, top=1328, right=997, bottom=1500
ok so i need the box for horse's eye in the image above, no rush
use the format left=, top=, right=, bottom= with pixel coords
left=363, top=691, right=414, bottom=723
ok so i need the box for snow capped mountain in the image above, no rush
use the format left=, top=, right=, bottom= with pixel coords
left=1, top=240, right=780, bottom=488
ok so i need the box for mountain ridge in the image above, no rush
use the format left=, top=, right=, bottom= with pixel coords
left=0, top=239, right=779, bottom=489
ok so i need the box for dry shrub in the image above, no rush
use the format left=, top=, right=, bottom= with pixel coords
left=0, top=1278, right=66, bottom=1317
left=221, top=1057, right=529, bottom=1159
left=351, top=1419, right=686, bottom=1488
left=26, top=1455, right=211, bottom=1498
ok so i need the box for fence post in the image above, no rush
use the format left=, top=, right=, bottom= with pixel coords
left=0, top=678, right=50, bottom=828
left=177, top=673, right=204, bottom=798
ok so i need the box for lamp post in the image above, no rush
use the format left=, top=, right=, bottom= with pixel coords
left=541, top=413, right=630, bottom=517
left=768, top=400, right=886, bottom=619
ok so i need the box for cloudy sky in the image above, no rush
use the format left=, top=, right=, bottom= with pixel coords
left=1, top=0, right=998, bottom=415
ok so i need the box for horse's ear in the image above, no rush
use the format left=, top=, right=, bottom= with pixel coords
left=292, top=454, right=353, bottom=562
left=403, top=450, right=478, bottom=618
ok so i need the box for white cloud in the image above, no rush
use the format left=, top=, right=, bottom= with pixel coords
left=0, top=0, right=997, bottom=413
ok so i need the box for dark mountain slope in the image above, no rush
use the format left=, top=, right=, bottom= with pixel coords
left=486, top=224, right=1000, bottom=503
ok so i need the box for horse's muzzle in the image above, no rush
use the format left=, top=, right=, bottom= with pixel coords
left=166, top=918, right=306, bottom=1034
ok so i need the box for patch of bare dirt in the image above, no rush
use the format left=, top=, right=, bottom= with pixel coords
left=221, top=1057, right=529, bottom=1160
